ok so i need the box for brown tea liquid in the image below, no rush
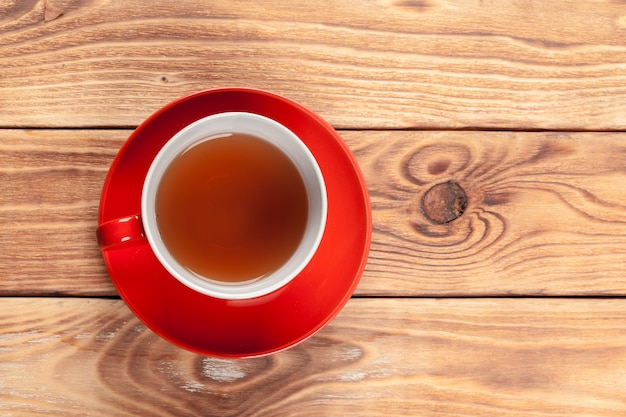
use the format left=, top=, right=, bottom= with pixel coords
left=155, top=133, right=309, bottom=282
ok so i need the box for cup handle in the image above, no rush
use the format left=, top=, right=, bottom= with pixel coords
left=96, top=215, right=146, bottom=250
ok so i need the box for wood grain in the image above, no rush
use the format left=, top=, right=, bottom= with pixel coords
left=2, top=297, right=626, bottom=416
left=353, top=130, right=626, bottom=296
left=0, top=129, right=118, bottom=296
left=1, top=0, right=626, bottom=129
left=2, top=129, right=626, bottom=296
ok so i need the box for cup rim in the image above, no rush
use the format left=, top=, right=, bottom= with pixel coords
left=141, top=111, right=327, bottom=300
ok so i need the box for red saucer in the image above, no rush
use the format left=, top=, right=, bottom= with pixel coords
left=98, top=88, right=371, bottom=358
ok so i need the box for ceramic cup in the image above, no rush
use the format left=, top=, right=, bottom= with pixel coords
left=97, top=112, right=327, bottom=300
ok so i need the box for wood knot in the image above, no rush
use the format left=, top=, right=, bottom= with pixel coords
left=421, top=181, right=467, bottom=224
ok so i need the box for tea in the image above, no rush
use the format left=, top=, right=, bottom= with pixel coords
left=155, top=133, right=309, bottom=282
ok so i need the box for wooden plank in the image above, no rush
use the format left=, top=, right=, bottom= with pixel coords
left=2, top=129, right=626, bottom=296
left=354, top=130, right=626, bottom=296
left=0, top=129, right=117, bottom=296
left=1, top=0, right=626, bottom=129
left=2, top=297, right=626, bottom=416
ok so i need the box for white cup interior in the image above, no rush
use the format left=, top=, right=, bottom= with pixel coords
left=142, top=112, right=327, bottom=300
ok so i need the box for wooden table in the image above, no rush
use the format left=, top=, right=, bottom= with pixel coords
left=2, top=0, right=626, bottom=415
